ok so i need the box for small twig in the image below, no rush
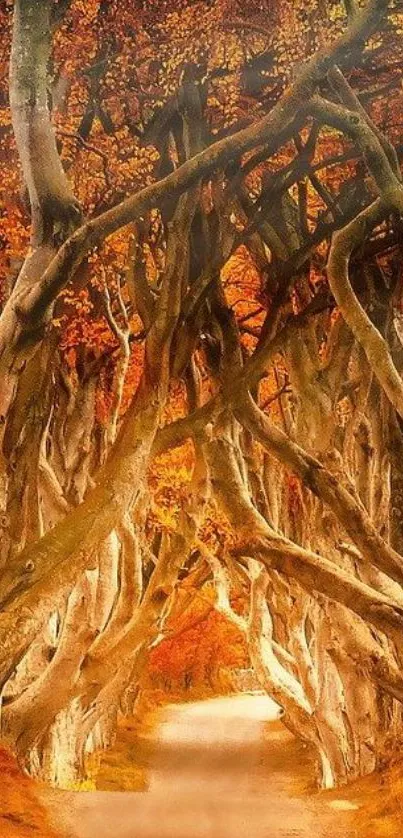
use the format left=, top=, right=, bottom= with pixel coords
left=260, top=382, right=291, bottom=412
left=100, top=268, right=131, bottom=445
left=57, top=130, right=112, bottom=187
left=309, top=173, right=342, bottom=219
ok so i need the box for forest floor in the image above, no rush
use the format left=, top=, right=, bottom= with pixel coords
left=2, top=693, right=402, bottom=837
left=0, top=747, right=57, bottom=837
left=48, top=693, right=368, bottom=837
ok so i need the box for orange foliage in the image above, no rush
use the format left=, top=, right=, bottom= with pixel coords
left=0, top=0, right=401, bottom=432
left=147, top=582, right=249, bottom=694
left=0, top=748, right=56, bottom=837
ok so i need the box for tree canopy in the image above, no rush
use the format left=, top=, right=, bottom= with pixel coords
left=0, top=0, right=403, bottom=791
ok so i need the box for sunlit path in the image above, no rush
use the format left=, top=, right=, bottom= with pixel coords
left=58, top=695, right=356, bottom=838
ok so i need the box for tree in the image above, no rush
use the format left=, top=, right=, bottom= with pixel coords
left=0, top=0, right=403, bottom=791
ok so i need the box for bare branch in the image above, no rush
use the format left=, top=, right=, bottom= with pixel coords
left=0, top=0, right=386, bottom=361
left=327, top=200, right=403, bottom=419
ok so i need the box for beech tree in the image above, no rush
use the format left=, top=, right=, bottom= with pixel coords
left=0, top=0, right=403, bottom=790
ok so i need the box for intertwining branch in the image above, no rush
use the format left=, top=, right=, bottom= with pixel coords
left=1, top=0, right=403, bottom=788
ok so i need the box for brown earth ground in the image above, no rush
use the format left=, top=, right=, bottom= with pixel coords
left=0, top=747, right=57, bottom=837
left=2, top=694, right=403, bottom=837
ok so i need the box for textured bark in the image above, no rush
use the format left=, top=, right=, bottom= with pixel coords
left=0, top=0, right=385, bottom=365
left=0, top=0, right=81, bottom=422
left=1, top=575, right=96, bottom=757
left=0, top=0, right=400, bottom=792
left=237, top=395, right=403, bottom=587
left=327, top=201, right=403, bottom=420
left=10, top=0, right=79, bottom=246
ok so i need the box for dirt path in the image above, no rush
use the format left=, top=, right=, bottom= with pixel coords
left=56, top=694, right=359, bottom=838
